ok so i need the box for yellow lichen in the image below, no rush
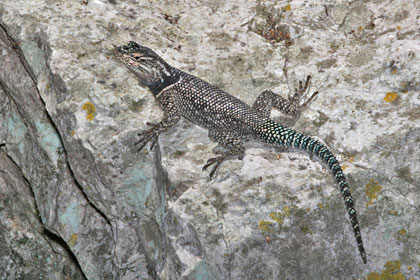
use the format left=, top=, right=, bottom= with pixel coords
left=270, top=212, right=284, bottom=224
left=258, top=220, right=273, bottom=233
left=283, top=4, right=291, bottom=12
left=71, top=130, right=76, bottom=136
left=68, top=233, right=77, bottom=247
left=396, top=26, right=401, bottom=30
left=392, top=69, right=397, bottom=74
left=269, top=206, right=290, bottom=225
left=367, top=260, right=405, bottom=280
left=358, top=26, right=363, bottom=31
left=365, top=179, right=382, bottom=206
left=282, top=205, right=290, bottom=216
left=395, top=228, right=407, bottom=240
left=82, top=102, right=96, bottom=121
left=384, top=92, right=398, bottom=102
left=388, top=210, right=399, bottom=216
left=341, top=164, right=349, bottom=171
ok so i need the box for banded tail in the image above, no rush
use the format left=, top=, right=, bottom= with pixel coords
left=257, top=119, right=367, bottom=263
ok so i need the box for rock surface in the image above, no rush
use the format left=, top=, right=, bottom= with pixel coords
left=0, top=0, right=419, bottom=279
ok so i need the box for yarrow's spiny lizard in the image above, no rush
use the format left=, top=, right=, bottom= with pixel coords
left=113, top=41, right=367, bottom=263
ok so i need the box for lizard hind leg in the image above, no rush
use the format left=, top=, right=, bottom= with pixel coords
left=203, top=130, right=245, bottom=179
left=252, top=75, right=318, bottom=122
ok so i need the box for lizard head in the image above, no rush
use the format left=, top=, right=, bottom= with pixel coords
left=113, top=41, right=172, bottom=86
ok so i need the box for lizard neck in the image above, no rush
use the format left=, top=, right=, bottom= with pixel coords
left=148, top=68, right=181, bottom=95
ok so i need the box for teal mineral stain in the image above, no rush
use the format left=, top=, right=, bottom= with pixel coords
left=7, top=112, right=27, bottom=141
left=147, top=240, right=160, bottom=261
left=34, top=120, right=62, bottom=164
left=6, top=112, right=27, bottom=154
left=59, top=200, right=80, bottom=232
left=20, top=41, right=47, bottom=79
left=123, top=164, right=153, bottom=211
left=185, top=261, right=219, bottom=280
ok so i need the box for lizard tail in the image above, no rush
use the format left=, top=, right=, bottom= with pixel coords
left=256, top=119, right=367, bottom=264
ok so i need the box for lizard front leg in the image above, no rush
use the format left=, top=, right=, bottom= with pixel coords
left=136, top=95, right=180, bottom=151
left=203, top=130, right=245, bottom=178
left=252, top=75, right=318, bottom=120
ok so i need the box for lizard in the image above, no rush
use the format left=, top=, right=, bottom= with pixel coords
left=113, top=41, right=367, bottom=264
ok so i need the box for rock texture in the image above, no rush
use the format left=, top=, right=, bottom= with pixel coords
left=0, top=0, right=419, bottom=279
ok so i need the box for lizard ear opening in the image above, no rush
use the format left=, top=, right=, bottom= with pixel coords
left=132, top=53, right=143, bottom=60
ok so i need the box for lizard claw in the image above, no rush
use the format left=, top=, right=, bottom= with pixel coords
left=202, top=154, right=227, bottom=179
left=290, top=75, right=319, bottom=110
left=135, top=123, right=161, bottom=151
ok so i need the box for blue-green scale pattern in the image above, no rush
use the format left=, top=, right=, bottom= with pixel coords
left=258, top=120, right=366, bottom=263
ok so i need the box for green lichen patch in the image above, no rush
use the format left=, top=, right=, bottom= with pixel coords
left=173, top=150, right=186, bottom=159
left=301, top=225, right=313, bottom=234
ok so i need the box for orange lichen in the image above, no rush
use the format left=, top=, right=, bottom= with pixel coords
left=82, top=102, right=95, bottom=121
left=384, top=92, right=398, bottom=103
left=365, top=179, right=382, bottom=206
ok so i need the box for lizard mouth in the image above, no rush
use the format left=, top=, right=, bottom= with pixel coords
left=113, top=47, right=140, bottom=67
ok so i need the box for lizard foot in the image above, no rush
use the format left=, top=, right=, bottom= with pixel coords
left=202, top=152, right=244, bottom=179
left=202, top=152, right=227, bottom=179
left=135, top=122, right=161, bottom=151
left=290, top=75, right=318, bottom=109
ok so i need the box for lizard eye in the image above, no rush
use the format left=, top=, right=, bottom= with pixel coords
left=133, top=55, right=142, bottom=60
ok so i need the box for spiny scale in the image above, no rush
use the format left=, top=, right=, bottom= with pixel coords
left=114, top=41, right=367, bottom=263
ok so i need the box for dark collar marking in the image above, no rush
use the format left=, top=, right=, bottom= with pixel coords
left=148, top=71, right=181, bottom=95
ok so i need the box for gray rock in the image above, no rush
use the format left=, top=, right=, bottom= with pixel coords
left=0, top=0, right=419, bottom=279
